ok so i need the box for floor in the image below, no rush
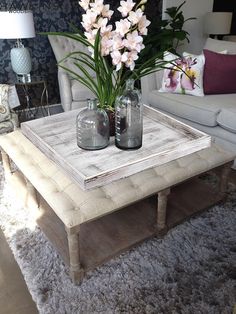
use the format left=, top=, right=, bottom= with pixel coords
left=0, top=229, right=38, bottom=314
left=0, top=104, right=63, bottom=314
left=0, top=104, right=236, bottom=313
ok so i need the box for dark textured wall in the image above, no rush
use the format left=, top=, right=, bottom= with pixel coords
left=0, top=0, right=83, bottom=104
left=0, top=0, right=162, bottom=105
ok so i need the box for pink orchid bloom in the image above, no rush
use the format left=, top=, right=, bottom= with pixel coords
left=184, top=56, right=197, bottom=68
left=123, top=30, right=143, bottom=52
left=78, top=0, right=150, bottom=76
left=101, top=4, right=114, bottom=19
left=111, top=50, right=123, bottom=70
left=164, top=68, right=179, bottom=91
left=90, top=0, right=104, bottom=16
left=93, top=17, right=112, bottom=35
left=81, top=10, right=98, bottom=31
left=138, top=15, right=151, bottom=35
left=111, top=50, right=128, bottom=71
left=117, top=0, right=135, bottom=17
left=128, top=8, right=143, bottom=25
left=181, top=69, right=196, bottom=91
left=115, top=19, right=131, bottom=37
left=112, top=34, right=124, bottom=50
left=84, top=29, right=98, bottom=45
left=101, top=36, right=113, bottom=56
left=78, top=0, right=90, bottom=11
left=125, top=50, right=138, bottom=70
left=101, top=24, right=113, bottom=36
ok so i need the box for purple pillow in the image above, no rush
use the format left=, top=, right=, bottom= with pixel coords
left=203, top=49, right=236, bottom=94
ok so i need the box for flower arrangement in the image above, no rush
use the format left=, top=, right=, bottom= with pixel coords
left=50, top=0, right=170, bottom=110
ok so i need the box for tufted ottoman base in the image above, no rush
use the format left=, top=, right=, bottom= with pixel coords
left=0, top=131, right=235, bottom=284
left=35, top=176, right=228, bottom=279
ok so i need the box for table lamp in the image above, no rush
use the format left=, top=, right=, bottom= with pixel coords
left=204, top=12, right=233, bottom=38
left=0, top=10, right=35, bottom=81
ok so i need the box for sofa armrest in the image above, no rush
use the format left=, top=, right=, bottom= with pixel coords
left=58, top=69, right=73, bottom=112
left=10, top=111, right=19, bottom=129
left=141, top=70, right=164, bottom=105
left=8, top=85, right=21, bottom=109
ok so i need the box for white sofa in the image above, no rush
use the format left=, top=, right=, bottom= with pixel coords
left=141, top=38, right=236, bottom=165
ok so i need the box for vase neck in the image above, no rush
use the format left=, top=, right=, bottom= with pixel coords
left=126, top=79, right=135, bottom=90
left=87, top=99, right=97, bottom=110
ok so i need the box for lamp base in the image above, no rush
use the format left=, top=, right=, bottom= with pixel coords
left=16, top=73, right=32, bottom=83
left=10, top=46, right=32, bottom=75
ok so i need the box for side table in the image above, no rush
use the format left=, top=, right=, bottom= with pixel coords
left=14, top=77, right=51, bottom=119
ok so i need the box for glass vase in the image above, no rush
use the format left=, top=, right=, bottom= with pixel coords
left=76, top=99, right=109, bottom=150
left=115, top=79, right=143, bottom=150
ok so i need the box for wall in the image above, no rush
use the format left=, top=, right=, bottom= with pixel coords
left=162, top=0, right=214, bottom=54
left=0, top=0, right=83, bottom=105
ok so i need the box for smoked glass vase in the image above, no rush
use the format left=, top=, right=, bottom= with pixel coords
left=115, top=79, right=143, bottom=150
left=76, top=99, right=109, bottom=150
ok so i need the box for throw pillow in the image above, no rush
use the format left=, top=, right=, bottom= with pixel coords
left=159, top=51, right=205, bottom=96
left=203, top=49, right=236, bottom=94
left=0, top=84, right=11, bottom=122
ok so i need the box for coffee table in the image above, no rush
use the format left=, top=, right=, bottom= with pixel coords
left=0, top=106, right=235, bottom=284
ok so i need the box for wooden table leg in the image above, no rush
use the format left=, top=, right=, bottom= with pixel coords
left=1, top=150, right=12, bottom=176
left=66, top=226, right=84, bottom=284
left=157, top=188, right=170, bottom=234
left=219, top=162, right=233, bottom=194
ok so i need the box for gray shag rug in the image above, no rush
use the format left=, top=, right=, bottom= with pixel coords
left=0, top=166, right=236, bottom=314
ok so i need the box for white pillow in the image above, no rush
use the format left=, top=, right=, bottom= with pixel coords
left=204, top=38, right=236, bottom=54
left=159, top=51, right=205, bottom=97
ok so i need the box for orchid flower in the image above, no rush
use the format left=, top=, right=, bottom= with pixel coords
left=123, top=30, right=144, bottom=52
left=128, top=8, right=143, bottom=25
left=115, top=19, right=132, bottom=37
left=117, top=0, right=135, bottom=17
left=50, top=0, right=171, bottom=110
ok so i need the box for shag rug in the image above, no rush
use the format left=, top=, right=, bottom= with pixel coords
left=0, top=166, right=236, bottom=314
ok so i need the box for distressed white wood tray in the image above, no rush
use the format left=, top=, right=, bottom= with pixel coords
left=21, top=105, right=211, bottom=190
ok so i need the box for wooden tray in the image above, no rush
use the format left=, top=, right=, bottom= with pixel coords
left=21, top=105, right=211, bottom=190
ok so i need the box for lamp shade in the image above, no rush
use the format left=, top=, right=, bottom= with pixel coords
left=204, top=12, right=233, bottom=35
left=0, top=11, right=35, bottom=39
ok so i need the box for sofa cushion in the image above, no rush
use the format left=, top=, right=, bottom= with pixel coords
left=159, top=51, right=205, bottom=97
left=217, top=108, right=236, bottom=133
left=203, top=49, right=236, bottom=94
left=71, top=80, right=95, bottom=101
left=0, top=84, right=11, bottom=122
left=148, top=91, right=236, bottom=127
left=204, top=38, right=236, bottom=54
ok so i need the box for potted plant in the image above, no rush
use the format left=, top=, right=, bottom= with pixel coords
left=140, top=1, right=196, bottom=62
left=47, top=0, right=171, bottom=112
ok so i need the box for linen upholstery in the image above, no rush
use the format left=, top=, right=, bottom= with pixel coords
left=204, top=38, right=236, bottom=54
left=48, top=35, right=95, bottom=111
left=217, top=108, right=236, bottom=133
left=0, top=85, right=11, bottom=122
left=0, top=130, right=234, bottom=229
left=148, top=91, right=236, bottom=127
left=0, top=84, right=19, bottom=134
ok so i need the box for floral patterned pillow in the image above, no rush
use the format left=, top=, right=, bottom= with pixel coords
left=0, top=84, right=11, bottom=122
left=159, top=51, right=205, bottom=97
